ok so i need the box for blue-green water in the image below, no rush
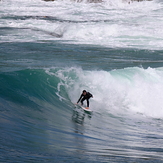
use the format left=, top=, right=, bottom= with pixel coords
left=1, top=0, right=163, bottom=162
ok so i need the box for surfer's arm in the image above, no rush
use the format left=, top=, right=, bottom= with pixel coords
left=88, top=92, right=93, bottom=98
left=77, top=94, right=83, bottom=103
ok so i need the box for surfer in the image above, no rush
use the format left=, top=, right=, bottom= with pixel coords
left=77, top=90, right=93, bottom=109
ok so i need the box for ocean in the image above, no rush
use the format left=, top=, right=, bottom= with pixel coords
left=1, top=0, right=163, bottom=162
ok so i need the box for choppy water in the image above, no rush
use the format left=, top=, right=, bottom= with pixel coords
left=1, top=0, right=163, bottom=162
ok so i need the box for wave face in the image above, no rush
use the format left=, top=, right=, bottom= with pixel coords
left=1, top=67, right=163, bottom=162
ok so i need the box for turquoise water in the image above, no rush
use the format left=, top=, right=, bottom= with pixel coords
left=1, top=0, right=163, bottom=162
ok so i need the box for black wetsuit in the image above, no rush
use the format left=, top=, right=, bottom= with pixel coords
left=77, top=92, right=93, bottom=107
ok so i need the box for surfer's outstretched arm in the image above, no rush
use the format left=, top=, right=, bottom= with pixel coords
left=77, top=94, right=82, bottom=104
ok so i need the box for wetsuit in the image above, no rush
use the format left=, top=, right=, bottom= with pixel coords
left=77, top=92, right=93, bottom=107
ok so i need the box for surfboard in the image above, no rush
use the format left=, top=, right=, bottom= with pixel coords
left=81, top=106, right=92, bottom=112
left=75, top=104, right=92, bottom=113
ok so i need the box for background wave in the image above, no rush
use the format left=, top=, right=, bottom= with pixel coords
left=1, top=0, right=163, bottom=49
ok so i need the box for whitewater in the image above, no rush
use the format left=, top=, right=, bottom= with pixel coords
left=1, top=0, right=163, bottom=162
left=1, top=0, right=163, bottom=50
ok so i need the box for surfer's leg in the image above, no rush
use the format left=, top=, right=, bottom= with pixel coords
left=81, top=98, right=86, bottom=106
left=86, top=99, right=89, bottom=107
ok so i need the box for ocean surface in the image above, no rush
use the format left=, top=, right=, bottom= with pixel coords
left=1, top=0, right=163, bottom=162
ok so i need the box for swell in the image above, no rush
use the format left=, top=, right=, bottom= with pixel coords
left=0, top=69, right=56, bottom=107
left=0, top=68, right=71, bottom=130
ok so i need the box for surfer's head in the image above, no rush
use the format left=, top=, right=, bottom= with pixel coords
left=83, top=90, right=87, bottom=95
